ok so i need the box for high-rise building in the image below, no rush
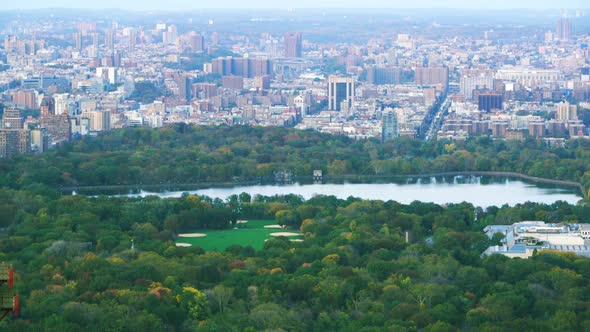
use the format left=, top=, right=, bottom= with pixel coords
left=294, top=94, right=309, bottom=116
left=177, top=76, right=192, bottom=101
left=89, top=110, right=111, bottom=132
left=189, top=32, right=204, bottom=52
left=128, top=31, right=136, bottom=51
left=547, top=120, right=566, bottom=137
left=92, top=32, right=99, bottom=50
left=163, top=25, right=178, bottom=45
left=222, top=76, right=244, bottom=90
left=478, top=92, right=503, bottom=113
left=211, top=57, right=273, bottom=78
left=0, top=129, right=31, bottom=158
left=30, top=128, right=49, bottom=153
left=113, top=51, right=122, bottom=67
left=105, top=29, right=115, bottom=51
left=381, top=108, right=399, bottom=142
left=366, top=66, right=401, bottom=85
left=556, top=101, right=578, bottom=121
left=0, top=108, right=30, bottom=157
left=212, top=57, right=232, bottom=76
left=78, top=21, right=96, bottom=35
left=557, top=16, right=572, bottom=41
left=74, top=32, right=83, bottom=51
left=415, top=67, right=449, bottom=90
left=568, top=120, right=586, bottom=137
left=70, top=116, right=90, bottom=137
left=328, top=76, right=355, bottom=112
left=192, top=83, right=218, bottom=99
left=4, top=35, right=19, bottom=53
left=11, top=90, right=38, bottom=110
left=473, top=120, right=490, bottom=136
left=460, top=75, right=494, bottom=100
left=253, top=75, right=271, bottom=90
left=96, top=67, right=118, bottom=84
left=544, top=30, right=555, bottom=43
left=40, top=96, right=56, bottom=117
left=528, top=121, right=546, bottom=138
left=284, top=32, right=302, bottom=58
left=2, top=108, right=23, bottom=129
left=491, top=121, right=509, bottom=138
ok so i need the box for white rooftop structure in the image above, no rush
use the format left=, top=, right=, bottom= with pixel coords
left=483, top=221, right=590, bottom=259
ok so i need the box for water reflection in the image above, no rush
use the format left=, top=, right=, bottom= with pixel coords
left=91, top=176, right=583, bottom=208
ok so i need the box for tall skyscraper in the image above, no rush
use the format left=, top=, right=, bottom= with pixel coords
left=189, top=32, right=204, bottom=52
left=74, top=32, right=83, bottom=51
left=556, top=101, right=578, bottom=121
left=128, top=31, right=136, bottom=52
left=328, top=76, right=355, bottom=112
left=92, top=32, right=99, bottom=50
left=164, top=25, right=179, bottom=45
left=557, top=16, right=572, bottom=41
left=105, top=29, right=115, bottom=51
left=178, top=76, right=192, bottom=102
left=284, top=32, right=302, bottom=58
left=381, top=108, right=399, bottom=143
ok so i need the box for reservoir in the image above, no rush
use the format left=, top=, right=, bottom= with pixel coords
left=107, top=176, right=583, bottom=208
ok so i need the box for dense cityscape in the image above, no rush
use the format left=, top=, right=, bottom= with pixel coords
left=0, top=8, right=589, bottom=157
left=4, top=4, right=590, bottom=331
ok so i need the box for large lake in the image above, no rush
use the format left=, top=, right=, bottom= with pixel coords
left=109, top=176, right=583, bottom=208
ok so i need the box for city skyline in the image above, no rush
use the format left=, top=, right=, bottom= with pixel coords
left=0, top=0, right=589, bottom=155
left=1, top=0, right=589, bottom=11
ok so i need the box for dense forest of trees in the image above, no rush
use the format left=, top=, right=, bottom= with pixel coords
left=1, top=185, right=590, bottom=330
left=2, top=124, right=590, bottom=194
left=2, top=125, right=590, bottom=330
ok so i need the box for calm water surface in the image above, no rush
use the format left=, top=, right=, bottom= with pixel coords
left=115, top=176, right=582, bottom=208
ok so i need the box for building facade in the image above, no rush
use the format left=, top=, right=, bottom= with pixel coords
left=284, top=32, right=302, bottom=58
left=381, top=108, right=399, bottom=142
left=328, top=76, right=355, bottom=112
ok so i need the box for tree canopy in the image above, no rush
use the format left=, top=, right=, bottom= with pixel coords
left=0, top=125, right=590, bottom=330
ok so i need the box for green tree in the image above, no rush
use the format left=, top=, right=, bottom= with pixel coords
left=176, top=287, right=209, bottom=321
left=210, top=285, right=233, bottom=313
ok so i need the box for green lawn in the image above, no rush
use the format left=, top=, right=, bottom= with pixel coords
left=176, top=220, right=303, bottom=251
left=240, top=220, right=277, bottom=229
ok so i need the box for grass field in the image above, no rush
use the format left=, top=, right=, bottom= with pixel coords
left=176, top=220, right=303, bottom=251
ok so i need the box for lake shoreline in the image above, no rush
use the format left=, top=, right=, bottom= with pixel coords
left=59, top=171, right=586, bottom=198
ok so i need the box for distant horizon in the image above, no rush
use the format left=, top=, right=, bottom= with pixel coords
left=1, top=7, right=589, bottom=11
left=0, top=0, right=589, bottom=11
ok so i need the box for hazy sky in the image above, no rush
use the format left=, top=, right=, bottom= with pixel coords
left=2, top=0, right=589, bottom=10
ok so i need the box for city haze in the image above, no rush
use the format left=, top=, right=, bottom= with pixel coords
left=1, top=0, right=589, bottom=10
